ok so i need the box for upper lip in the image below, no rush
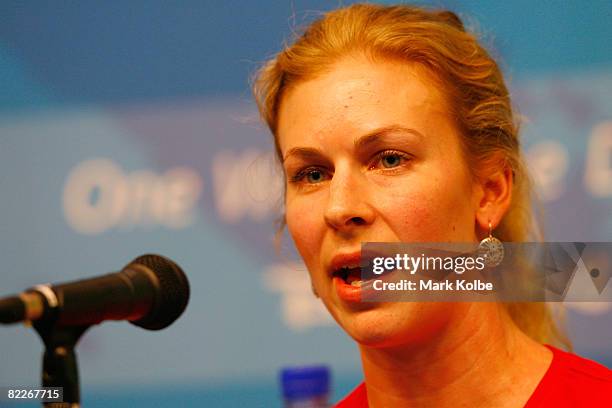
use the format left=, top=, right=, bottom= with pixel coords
left=328, top=247, right=396, bottom=278
left=328, top=251, right=362, bottom=277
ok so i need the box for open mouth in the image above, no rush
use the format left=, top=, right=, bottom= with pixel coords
left=333, top=267, right=362, bottom=286
left=332, top=266, right=386, bottom=287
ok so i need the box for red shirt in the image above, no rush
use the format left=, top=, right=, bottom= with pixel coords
left=335, top=345, right=612, bottom=407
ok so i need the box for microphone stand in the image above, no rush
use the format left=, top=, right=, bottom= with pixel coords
left=32, top=318, right=90, bottom=408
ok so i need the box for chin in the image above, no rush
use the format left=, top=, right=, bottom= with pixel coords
left=333, top=302, right=453, bottom=349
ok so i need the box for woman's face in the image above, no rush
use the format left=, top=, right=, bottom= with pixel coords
left=277, top=55, right=481, bottom=347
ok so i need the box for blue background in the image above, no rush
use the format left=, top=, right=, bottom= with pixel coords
left=1, top=1, right=611, bottom=406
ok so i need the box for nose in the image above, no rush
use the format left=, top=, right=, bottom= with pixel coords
left=323, top=166, right=375, bottom=232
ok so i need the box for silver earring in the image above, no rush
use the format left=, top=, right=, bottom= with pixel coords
left=479, top=221, right=504, bottom=267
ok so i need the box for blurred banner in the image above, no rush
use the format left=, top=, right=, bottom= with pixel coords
left=1, top=1, right=610, bottom=406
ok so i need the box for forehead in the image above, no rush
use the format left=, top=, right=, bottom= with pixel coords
left=276, top=55, right=451, bottom=153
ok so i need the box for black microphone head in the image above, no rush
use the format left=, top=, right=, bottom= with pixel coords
left=128, top=254, right=190, bottom=331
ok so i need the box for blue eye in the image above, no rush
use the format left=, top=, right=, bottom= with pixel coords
left=375, top=150, right=410, bottom=169
left=381, top=153, right=402, bottom=168
left=290, top=167, right=328, bottom=184
left=306, top=169, right=325, bottom=183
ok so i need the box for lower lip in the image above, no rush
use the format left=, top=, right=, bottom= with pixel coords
left=333, top=276, right=379, bottom=303
left=333, top=270, right=399, bottom=303
left=333, top=276, right=362, bottom=302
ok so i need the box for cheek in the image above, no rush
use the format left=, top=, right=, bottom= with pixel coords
left=388, top=193, right=440, bottom=241
left=286, top=198, right=324, bottom=265
left=374, top=175, right=475, bottom=242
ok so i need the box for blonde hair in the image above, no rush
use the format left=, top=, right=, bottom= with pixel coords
left=253, top=3, right=570, bottom=349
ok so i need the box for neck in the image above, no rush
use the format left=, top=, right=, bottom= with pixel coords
left=358, top=303, right=552, bottom=408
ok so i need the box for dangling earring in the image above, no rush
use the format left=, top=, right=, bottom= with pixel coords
left=311, top=282, right=320, bottom=298
left=479, top=221, right=504, bottom=267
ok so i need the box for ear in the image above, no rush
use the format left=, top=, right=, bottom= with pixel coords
left=473, top=161, right=513, bottom=239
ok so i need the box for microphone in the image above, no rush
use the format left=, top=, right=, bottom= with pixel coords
left=0, top=254, right=190, bottom=331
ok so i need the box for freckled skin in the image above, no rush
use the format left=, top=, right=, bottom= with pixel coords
left=277, top=55, right=481, bottom=347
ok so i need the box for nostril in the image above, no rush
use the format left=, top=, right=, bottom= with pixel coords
left=350, top=217, right=366, bottom=225
left=324, top=205, right=373, bottom=230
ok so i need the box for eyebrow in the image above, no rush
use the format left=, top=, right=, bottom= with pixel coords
left=282, top=147, right=325, bottom=163
left=354, top=125, right=424, bottom=150
left=282, top=125, right=424, bottom=163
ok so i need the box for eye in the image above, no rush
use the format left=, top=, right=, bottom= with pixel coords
left=305, top=169, right=325, bottom=183
left=381, top=153, right=402, bottom=168
left=371, top=150, right=411, bottom=170
left=290, top=167, right=330, bottom=184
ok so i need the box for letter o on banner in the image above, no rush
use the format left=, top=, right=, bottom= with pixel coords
left=63, top=158, right=128, bottom=235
